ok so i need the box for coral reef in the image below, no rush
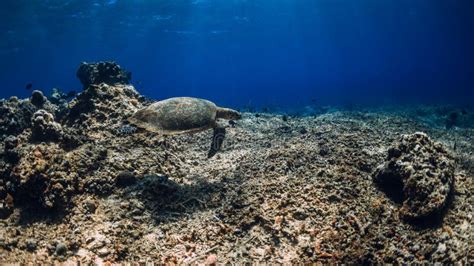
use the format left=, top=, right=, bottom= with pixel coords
left=76, top=62, right=131, bottom=88
left=0, top=90, right=66, bottom=143
left=373, top=133, right=455, bottom=221
left=64, top=83, right=144, bottom=138
left=0, top=64, right=472, bottom=264
left=0, top=64, right=173, bottom=218
left=30, top=90, right=46, bottom=107
left=11, top=143, right=71, bottom=209
left=0, top=97, right=36, bottom=140
left=31, top=110, right=63, bottom=142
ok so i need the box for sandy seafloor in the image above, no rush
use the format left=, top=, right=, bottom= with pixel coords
left=0, top=83, right=473, bottom=264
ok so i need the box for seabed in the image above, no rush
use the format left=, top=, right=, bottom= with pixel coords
left=0, top=63, right=472, bottom=264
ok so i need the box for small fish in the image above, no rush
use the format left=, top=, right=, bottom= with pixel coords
left=25, top=83, right=33, bottom=90
left=461, top=109, right=468, bottom=115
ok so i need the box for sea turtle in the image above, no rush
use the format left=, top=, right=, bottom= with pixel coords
left=128, top=97, right=241, bottom=157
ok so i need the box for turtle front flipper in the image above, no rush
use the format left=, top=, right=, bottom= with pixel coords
left=208, top=127, right=226, bottom=158
left=216, top=107, right=241, bottom=120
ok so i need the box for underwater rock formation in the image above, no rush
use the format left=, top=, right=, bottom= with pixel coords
left=0, top=90, right=65, bottom=143
left=65, top=83, right=144, bottom=137
left=76, top=61, right=131, bottom=88
left=11, top=143, right=71, bottom=209
left=0, top=63, right=176, bottom=219
left=0, top=97, right=36, bottom=140
left=3, top=135, right=20, bottom=164
left=2, top=141, right=110, bottom=211
left=31, top=110, right=63, bottom=142
left=373, top=132, right=455, bottom=221
left=30, top=90, right=46, bottom=107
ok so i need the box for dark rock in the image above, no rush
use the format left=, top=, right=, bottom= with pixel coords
left=30, top=90, right=46, bottom=107
left=319, top=146, right=329, bottom=156
left=116, top=171, right=136, bottom=187
left=60, top=128, right=89, bottom=151
left=0, top=195, right=14, bottom=219
left=77, top=61, right=131, bottom=88
left=4, top=135, right=18, bottom=151
left=25, top=239, right=37, bottom=251
left=277, top=125, right=292, bottom=134
left=373, top=132, right=455, bottom=222
left=3, top=135, right=20, bottom=163
left=83, top=199, right=97, bottom=214
left=299, top=127, right=308, bottom=134
left=55, top=242, right=67, bottom=256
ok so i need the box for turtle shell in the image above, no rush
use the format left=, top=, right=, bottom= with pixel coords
left=128, top=97, right=218, bottom=135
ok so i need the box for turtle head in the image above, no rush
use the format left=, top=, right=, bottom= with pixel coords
left=216, top=107, right=241, bottom=120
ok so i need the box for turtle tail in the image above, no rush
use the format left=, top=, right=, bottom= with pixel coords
left=216, top=107, right=241, bottom=120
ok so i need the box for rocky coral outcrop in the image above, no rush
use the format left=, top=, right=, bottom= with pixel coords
left=3, top=135, right=20, bottom=164
left=31, top=110, right=63, bottom=142
left=4, top=141, right=111, bottom=211
left=76, top=61, right=131, bottom=88
left=30, top=90, right=46, bottom=107
left=0, top=90, right=65, bottom=143
left=64, top=83, right=145, bottom=137
left=0, top=97, right=36, bottom=141
left=0, top=63, right=153, bottom=217
left=11, top=143, right=70, bottom=209
left=373, top=132, right=455, bottom=221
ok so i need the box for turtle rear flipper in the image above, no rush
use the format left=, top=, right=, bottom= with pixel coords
left=208, top=127, right=226, bottom=158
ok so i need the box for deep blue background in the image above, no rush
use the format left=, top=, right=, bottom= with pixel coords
left=0, top=0, right=473, bottom=108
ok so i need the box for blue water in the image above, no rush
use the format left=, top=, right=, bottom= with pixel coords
left=0, top=0, right=473, bottom=108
